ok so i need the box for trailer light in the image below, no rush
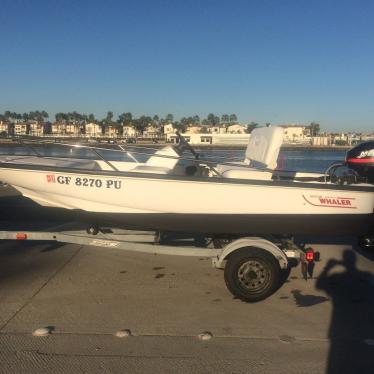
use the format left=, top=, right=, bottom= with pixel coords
left=305, top=250, right=314, bottom=262
left=16, top=233, right=27, bottom=240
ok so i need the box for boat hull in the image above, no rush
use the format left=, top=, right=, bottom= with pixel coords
left=1, top=164, right=374, bottom=236
left=82, top=212, right=374, bottom=236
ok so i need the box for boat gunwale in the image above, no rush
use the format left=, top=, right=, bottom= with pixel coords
left=1, top=160, right=374, bottom=192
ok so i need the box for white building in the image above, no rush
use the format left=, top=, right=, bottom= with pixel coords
left=211, top=133, right=250, bottom=145
left=66, top=123, right=81, bottom=136
left=167, top=133, right=250, bottom=145
left=52, top=123, right=65, bottom=135
left=163, top=123, right=175, bottom=134
left=227, top=124, right=247, bottom=134
left=207, top=126, right=227, bottom=134
left=14, top=123, right=28, bottom=135
left=280, top=125, right=308, bottom=144
left=361, top=133, right=374, bottom=141
left=123, top=125, right=137, bottom=138
left=29, top=122, right=44, bottom=136
left=0, top=121, right=8, bottom=135
left=185, top=125, right=202, bottom=134
left=105, top=125, right=118, bottom=138
left=312, top=136, right=330, bottom=146
left=85, top=123, right=102, bottom=137
left=143, top=125, right=160, bottom=138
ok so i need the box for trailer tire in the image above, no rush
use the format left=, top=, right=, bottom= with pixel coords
left=224, top=247, right=280, bottom=302
left=280, top=266, right=291, bottom=284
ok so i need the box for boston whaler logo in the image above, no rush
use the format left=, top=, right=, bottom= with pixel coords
left=303, top=195, right=357, bottom=209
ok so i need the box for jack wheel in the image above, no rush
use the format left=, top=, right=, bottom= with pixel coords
left=86, top=225, right=100, bottom=235
left=358, top=236, right=374, bottom=249
left=224, top=247, right=280, bottom=302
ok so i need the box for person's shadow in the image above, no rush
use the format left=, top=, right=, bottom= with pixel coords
left=316, top=250, right=374, bottom=374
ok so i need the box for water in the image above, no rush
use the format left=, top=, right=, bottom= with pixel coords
left=0, top=144, right=347, bottom=173
left=197, top=148, right=346, bottom=173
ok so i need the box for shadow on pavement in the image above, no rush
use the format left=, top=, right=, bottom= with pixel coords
left=316, top=249, right=374, bottom=374
left=0, top=241, right=68, bottom=285
left=291, top=289, right=328, bottom=307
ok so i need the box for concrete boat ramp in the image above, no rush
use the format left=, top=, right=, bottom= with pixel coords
left=0, top=187, right=374, bottom=373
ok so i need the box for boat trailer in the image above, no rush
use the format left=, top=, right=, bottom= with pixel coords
left=0, top=223, right=317, bottom=302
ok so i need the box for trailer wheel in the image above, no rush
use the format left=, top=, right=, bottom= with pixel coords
left=358, top=236, right=373, bottom=249
left=224, top=247, right=280, bottom=302
left=280, top=266, right=291, bottom=284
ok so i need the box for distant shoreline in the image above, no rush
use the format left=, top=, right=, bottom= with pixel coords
left=0, top=138, right=350, bottom=151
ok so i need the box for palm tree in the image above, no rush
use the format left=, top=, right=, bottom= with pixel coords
left=41, top=110, right=49, bottom=121
left=106, top=111, right=114, bottom=124
left=229, top=114, right=238, bottom=124
left=192, top=115, right=200, bottom=125
left=246, top=122, right=259, bottom=133
left=221, top=114, right=229, bottom=125
left=4, top=111, right=12, bottom=120
left=308, top=122, right=320, bottom=137
left=207, top=113, right=220, bottom=126
left=165, top=114, right=173, bottom=123
left=88, top=113, right=96, bottom=123
left=118, top=112, right=132, bottom=125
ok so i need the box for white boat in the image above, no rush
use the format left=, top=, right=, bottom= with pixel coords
left=0, top=127, right=373, bottom=237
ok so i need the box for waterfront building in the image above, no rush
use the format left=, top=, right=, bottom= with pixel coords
left=29, top=122, right=44, bottom=136
left=123, top=125, right=137, bottom=138
left=360, top=133, right=374, bottom=142
left=207, top=125, right=227, bottom=134
left=0, top=121, right=8, bottom=136
left=212, top=133, right=250, bottom=145
left=312, top=136, right=330, bottom=146
left=185, top=125, right=202, bottom=134
left=66, top=123, right=81, bottom=136
left=227, top=124, right=247, bottom=134
left=14, top=123, right=28, bottom=135
left=143, top=124, right=160, bottom=138
left=163, top=123, right=175, bottom=134
left=51, top=122, right=80, bottom=136
left=105, top=125, right=119, bottom=138
left=280, top=125, right=308, bottom=144
left=85, top=123, right=102, bottom=137
left=166, top=132, right=250, bottom=145
left=52, top=123, right=66, bottom=136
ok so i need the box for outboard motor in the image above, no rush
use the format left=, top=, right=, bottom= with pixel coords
left=346, top=141, right=374, bottom=184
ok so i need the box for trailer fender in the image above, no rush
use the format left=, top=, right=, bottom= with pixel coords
left=213, top=237, right=288, bottom=270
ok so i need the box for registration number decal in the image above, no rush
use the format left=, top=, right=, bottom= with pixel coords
left=46, top=174, right=122, bottom=189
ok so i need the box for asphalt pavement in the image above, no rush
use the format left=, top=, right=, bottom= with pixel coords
left=0, top=186, right=374, bottom=373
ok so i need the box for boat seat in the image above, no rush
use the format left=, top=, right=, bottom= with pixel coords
left=216, top=126, right=284, bottom=179
left=129, top=146, right=180, bottom=175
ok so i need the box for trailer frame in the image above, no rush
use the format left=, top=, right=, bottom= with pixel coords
left=0, top=222, right=313, bottom=302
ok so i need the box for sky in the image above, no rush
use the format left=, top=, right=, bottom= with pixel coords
left=0, top=0, right=373, bottom=132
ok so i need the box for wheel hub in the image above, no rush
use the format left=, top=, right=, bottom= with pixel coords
left=237, top=260, right=270, bottom=292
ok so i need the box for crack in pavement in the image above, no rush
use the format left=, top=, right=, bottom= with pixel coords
left=0, top=245, right=84, bottom=332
